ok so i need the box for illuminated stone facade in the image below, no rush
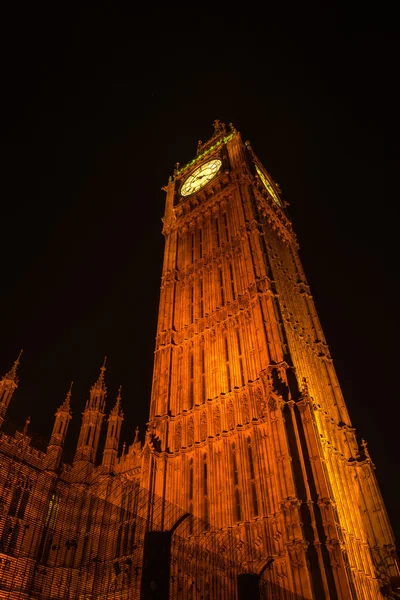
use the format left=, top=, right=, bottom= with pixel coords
left=0, top=122, right=398, bottom=599
left=143, top=121, right=399, bottom=598
left=0, top=360, right=144, bottom=600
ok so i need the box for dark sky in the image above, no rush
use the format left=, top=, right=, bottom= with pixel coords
left=1, top=7, right=399, bottom=542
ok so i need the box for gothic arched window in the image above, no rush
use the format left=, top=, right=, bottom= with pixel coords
left=218, top=267, right=225, bottom=307
left=247, top=437, right=259, bottom=516
left=215, top=217, right=220, bottom=248
left=214, top=404, right=221, bottom=436
left=231, top=444, right=241, bottom=522
left=224, top=335, right=231, bottom=392
left=188, top=347, right=194, bottom=409
left=200, top=411, right=207, bottom=441
left=189, top=458, right=194, bottom=501
left=241, top=393, right=250, bottom=424
left=188, top=416, right=194, bottom=446
left=0, top=518, right=19, bottom=556
left=200, top=341, right=206, bottom=402
left=229, top=262, right=236, bottom=301
left=175, top=423, right=182, bottom=451
left=199, top=276, right=204, bottom=319
left=236, top=329, right=245, bottom=387
left=222, top=212, right=229, bottom=241
left=203, top=453, right=209, bottom=529
left=189, top=284, right=194, bottom=324
left=199, top=227, right=203, bottom=259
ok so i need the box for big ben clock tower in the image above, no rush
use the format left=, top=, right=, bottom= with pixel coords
left=141, top=121, right=399, bottom=599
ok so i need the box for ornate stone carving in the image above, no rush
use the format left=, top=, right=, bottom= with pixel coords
left=273, top=529, right=282, bottom=542
left=200, top=411, right=207, bottom=441
left=361, top=438, right=372, bottom=462
left=301, top=376, right=309, bottom=397
left=268, top=395, right=277, bottom=412
left=187, top=416, right=194, bottom=446
left=175, top=423, right=182, bottom=451
left=214, top=404, right=221, bottom=435
left=255, top=387, right=265, bottom=416
left=326, top=540, right=341, bottom=569
left=227, top=399, right=235, bottom=430
left=241, top=393, right=250, bottom=424
left=286, top=541, right=305, bottom=569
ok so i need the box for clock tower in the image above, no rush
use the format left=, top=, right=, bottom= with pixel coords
left=141, top=121, right=398, bottom=599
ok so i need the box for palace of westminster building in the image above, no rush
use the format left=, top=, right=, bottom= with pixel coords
left=0, top=122, right=398, bottom=599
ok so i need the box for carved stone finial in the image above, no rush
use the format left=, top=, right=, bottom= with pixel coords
left=63, top=381, right=73, bottom=409
left=145, top=423, right=152, bottom=441
left=110, top=385, right=123, bottom=418
left=134, top=426, right=139, bottom=443
left=23, top=416, right=31, bottom=435
left=5, top=349, right=23, bottom=382
left=100, top=356, right=107, bottom=380
left=301, top=377, right=309, bottom=396
left=116, top=385, right=122, bottom=405
left=212, top=119, right=225, bottom=135
left=92, top=357, right=107, bottom=393
left=361, top=438, right=371, bottom=461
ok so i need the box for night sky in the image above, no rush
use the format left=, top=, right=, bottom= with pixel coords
left=1, top=7, right=399, bottom=543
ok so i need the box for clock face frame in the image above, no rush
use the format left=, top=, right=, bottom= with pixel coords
left=181, top=159, right=222, bottom=197
left=255, top=164, right=281, bottom=206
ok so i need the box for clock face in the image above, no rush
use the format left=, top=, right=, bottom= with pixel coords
left=255, top=164, right=281, bottom=206
left=181, top=159, right=222, bottom=197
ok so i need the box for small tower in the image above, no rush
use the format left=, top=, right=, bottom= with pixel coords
left=45, top=382, right=73, bottom=470
left=102, top=385, right=124, bottom=471
left=0, top=350, right=22, bottom=426
left=74, top=358, right=107, bottom=464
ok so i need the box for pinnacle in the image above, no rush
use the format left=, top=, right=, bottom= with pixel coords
left=99, top=356, right=107, bottom=384
left=5, top=349, right=23, bottom=382
left=92, top=357, right=107, bottom=393
left=63, top=381, right=73, bottom=409
left=116, top=385, right=122, bottom=404
left=112, top=385, right=123, bottom=417
left=22, top=415, right=30, bottom=435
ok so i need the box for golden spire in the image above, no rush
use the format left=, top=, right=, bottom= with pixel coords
left=111, top=385, right=123, bottom=417
left=87, top=357, right=107, bottom=412
left=63, top=381, right=73, bottom=410
left=91, top=357, right=107, bottom=392
left=5, top=349, right=23, bottom=382
left=99, top=356, right=107, bottom=384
